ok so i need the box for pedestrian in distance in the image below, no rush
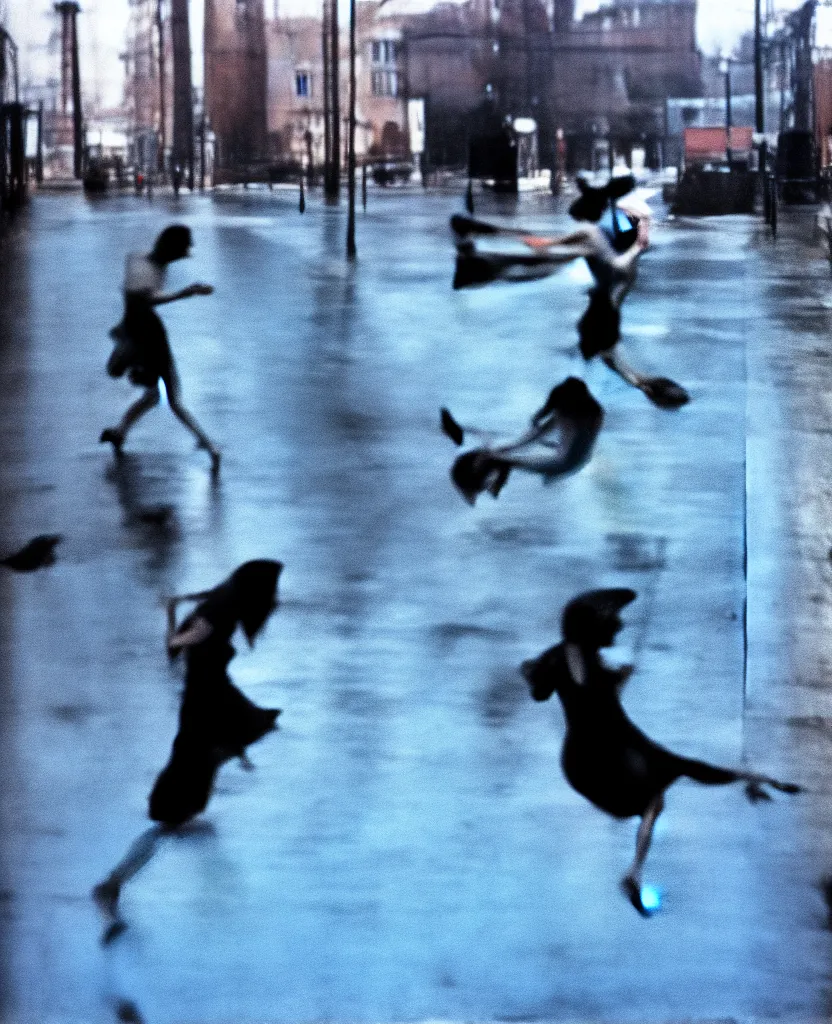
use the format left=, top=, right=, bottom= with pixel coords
left=441, top=376, right=604, bottom=504
left=521, top=588, right=800, bottom=916
left=92, top=560, right=283, bottom=942
left=100, top=225, right=221, bottom=474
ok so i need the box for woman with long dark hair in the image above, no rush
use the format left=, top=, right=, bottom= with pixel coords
left=92, top=561, right=283, bottom=941
left=441, top=377, right=604, bottom=505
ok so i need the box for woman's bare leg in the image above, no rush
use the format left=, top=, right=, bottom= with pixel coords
left=101, top=386, right=161, bottom=452
left=621, top=793, right=664, bottom=914
left=92, top=825, right=167, bottom=941
left=679, top=756, right=800, bottom=800
left=118, top=385, right=162, bottom=438
left=164, top=372, right=220, bottom=473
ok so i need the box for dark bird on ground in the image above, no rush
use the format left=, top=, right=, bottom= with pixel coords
left=522, top=588, right=800, bottom=915
left=0, top=535, right=62, bottom=571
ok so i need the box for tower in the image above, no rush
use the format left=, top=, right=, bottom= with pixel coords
left=171, top=0, right=194, bottom=185
left=54, top=1, right=83, bottom=177
left=204, top=0, right=268, bottom=172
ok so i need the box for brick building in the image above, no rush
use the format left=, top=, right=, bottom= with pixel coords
left=554, top=0, right=701, bottom=169
left=217, top=0, right=702, bottom=176
left=266, top=1, right=410, bottom=171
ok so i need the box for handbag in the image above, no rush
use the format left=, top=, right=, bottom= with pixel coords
left=106, top=320, right=135, bottom=378
left=107, top=321, right=156, bottom=385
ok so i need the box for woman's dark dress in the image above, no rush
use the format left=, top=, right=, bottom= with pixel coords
left=119, top=296, right=174, bottom=388
left=540, top=645, right=724, bottom=819
left=148, top=591, right=279, bottom=828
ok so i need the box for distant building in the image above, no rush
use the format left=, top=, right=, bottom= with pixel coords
left=552, top=0, right=701, bottom=170
left=399, top=0, right=703, bottom=171
left=266, top=2, right=411, bottom=171
left=122, top=0, right=162, bottom=173
left=220, top=0, right=704, bottom=176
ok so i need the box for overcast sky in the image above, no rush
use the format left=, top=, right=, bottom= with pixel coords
left=3, top=0, right=811, bottom=110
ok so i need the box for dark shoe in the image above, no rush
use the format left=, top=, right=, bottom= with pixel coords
left=102, top=918, right=127, bottom=944
left=621, top=876, right=653, bottom=917
left=440, top=408, right=464, bottom=446
left=99, top=428, right=124, bottom=455
left=92, top=879, right=120, bottom=918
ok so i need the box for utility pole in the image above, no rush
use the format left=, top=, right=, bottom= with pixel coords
left=325, top=0, right=340, bottom=200
left=322, top=0, right=331, bottom=184
left=346, top=0, right=357, bottom=256
left=724, top=57, right=733, bottom=167
left=156, top=0, right=166, bottom=178
left=754, top=0, right=764, bottom=133
left=171, top=0, right=194, bottom=189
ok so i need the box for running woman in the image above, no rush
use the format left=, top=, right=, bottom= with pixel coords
left=101, top=225, right=221, bottom=473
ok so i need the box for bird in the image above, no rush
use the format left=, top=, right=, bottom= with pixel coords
left=0, top=535, right=62, bottom=571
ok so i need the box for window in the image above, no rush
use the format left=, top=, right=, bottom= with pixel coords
left=372, top=40, right=401, bottom=65
left=371, top=40, right=400, bottom=64
left=370, top=38, right=401, bottom=96
left=371, top=70, right=399, bottom=97
left=296, top=72, right=311, bottom=98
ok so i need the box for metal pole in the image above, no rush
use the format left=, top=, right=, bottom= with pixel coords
left=200, top=113, right=206, bottom=190
left=305, top=128, right=314, bottom=184
left=70, top=7, right=83, bottom=178
left=156, top=0, right=166, bottom=179
left=322, top=0, right=331, bottom=187
left=171, top=0, right=194, bottom=189
left=346, top=0, right=356, bottom=257
left=36, top=100, right=44, bottom=182
left=754, top=0, right=764, bottom=133
left=329, top=0, right=340, bottom=199
left=725, top=59, right=732, bottom=168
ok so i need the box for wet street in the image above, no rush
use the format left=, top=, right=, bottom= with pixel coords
left=0, top=187, right=831, bottom=1024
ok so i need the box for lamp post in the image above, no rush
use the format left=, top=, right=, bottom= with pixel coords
left=346, top=0, right=357, bottom=256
